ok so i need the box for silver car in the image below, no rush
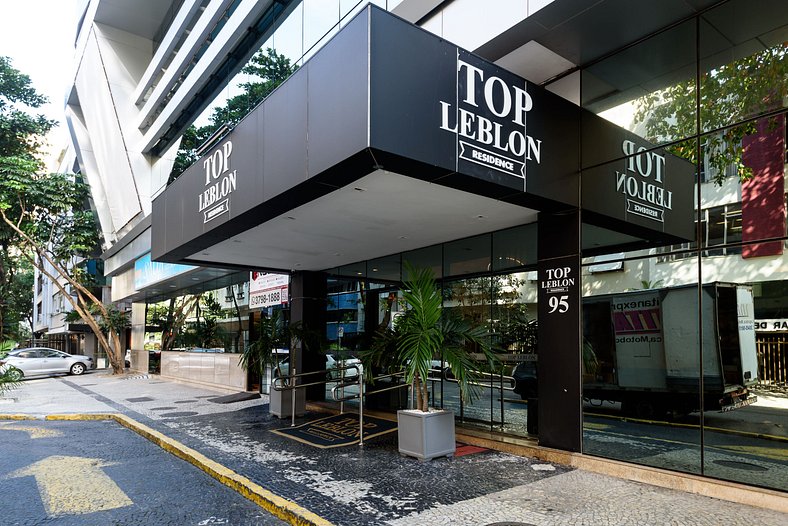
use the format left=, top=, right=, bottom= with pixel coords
left=0, top=347, right=93, bottom=380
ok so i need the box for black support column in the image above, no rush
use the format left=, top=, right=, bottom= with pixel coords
left=537, top=209, right=583, bottom=452
left=289, top=271, right=328, bottom=401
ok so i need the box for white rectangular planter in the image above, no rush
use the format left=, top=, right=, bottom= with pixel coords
left=269, top=382, right=306, bottom=418
left=397, top=409, right=456, bottom=461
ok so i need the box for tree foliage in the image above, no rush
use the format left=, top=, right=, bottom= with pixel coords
left=2, top=256, right=33, bottom=339
left=0, top=57, right=57, bottom=343
left=634, top=43, right=787, bottom=185
left=170, top=48, right=297, bottom=181
left=0, top=56, right=55, bottom=158
left=0, top=57, right=129, bottom=373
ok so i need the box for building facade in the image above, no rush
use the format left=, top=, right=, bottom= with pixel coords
left=67, top=0, right=787, bottom=493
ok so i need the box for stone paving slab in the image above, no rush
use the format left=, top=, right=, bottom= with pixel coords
left=2, top=372, right=787, bottom=526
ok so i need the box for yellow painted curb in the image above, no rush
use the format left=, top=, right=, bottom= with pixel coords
left=4, top=413, right=333, bottom=526
left=0, top=414, right=37, bottom=420
left=111, top=414, right=334, bottom=526
left=45, top=413, right=118, bottom=421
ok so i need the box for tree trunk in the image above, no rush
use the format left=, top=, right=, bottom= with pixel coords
left=413, top=372, right=430, bottom=412
left=0, top=211, right=125, bottom=373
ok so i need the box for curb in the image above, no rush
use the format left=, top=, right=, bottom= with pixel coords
left=0, top=414, right=37, bottom=420
left=1, top=413, right=334, bottom=526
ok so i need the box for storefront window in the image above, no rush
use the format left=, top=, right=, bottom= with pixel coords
left=699, top=1, right=788, bottom=134
left=439, top=276, right=493, bottom=429
left=582, top=20, right=697, bottom=150
left=443, top=234, right=490, bottom=277
left=582, top=252, right=703, bottom=476
left=492, top=224, right=537, bottom=272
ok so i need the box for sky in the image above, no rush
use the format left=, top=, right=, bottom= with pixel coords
left=0, top=0, right=81, bottom=145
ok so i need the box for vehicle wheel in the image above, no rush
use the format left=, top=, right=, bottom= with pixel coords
left=70, top=363, right=86, bottom=375
left=6, top=368, right=23, bottom=381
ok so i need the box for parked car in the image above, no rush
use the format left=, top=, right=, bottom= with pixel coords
left=0, top=348, right=93, bottom=380
left=326, top=353, right=362, bottom=380
left=274, top=353, right=363, bottom=380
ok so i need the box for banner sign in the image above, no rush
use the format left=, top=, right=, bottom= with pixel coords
left=249, top=271, right=289, bottom=309
left=755, top=319, right=788, bottom=332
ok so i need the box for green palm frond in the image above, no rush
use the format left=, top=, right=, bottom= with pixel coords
left=366, top=262, right=499, bottom=411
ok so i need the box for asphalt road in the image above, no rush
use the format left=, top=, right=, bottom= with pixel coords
left=0, top=419, right=288, bottom=526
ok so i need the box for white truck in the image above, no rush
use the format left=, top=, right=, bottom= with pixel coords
left=582, top=282, right=758, bottom=418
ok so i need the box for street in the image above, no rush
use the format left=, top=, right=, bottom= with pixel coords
left=0, top=417, right=287, bottom=526
left=0, top=372, right=786, bottom=525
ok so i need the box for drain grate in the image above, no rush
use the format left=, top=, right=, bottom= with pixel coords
left=713, top=460, right=767, bottom=472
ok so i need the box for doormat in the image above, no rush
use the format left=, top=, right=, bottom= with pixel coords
left=454, top=443, right=488, bottom=457
left=272, top=413, right=397, bottom=448
left=208, top=392, right=261, bottom=404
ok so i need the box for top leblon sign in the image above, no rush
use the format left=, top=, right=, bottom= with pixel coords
left=198, top=140, right=237, bottom=224
left=439, top=50, right=542, bottom=188
left=581, top=112, right=695, bottom=240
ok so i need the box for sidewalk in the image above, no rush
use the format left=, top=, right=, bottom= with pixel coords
left=2, top=371, right=787, bottom=526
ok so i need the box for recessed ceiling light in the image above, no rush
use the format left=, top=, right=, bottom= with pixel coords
left=169, top=285, right=177, bottom=288
left=232, top=239, right=242, bottom=243
left=286, top=216, right=296, bottom=220
left=371, top=268, right=378, bottom=272
left=398, top=236, right=408, bottom=240
left=476, top=215, right=487, bottom=219
left=356, top=272, right=363, bottom=275
left=191, top=277, right=200, bottom=281
left=353, top=187, right=366, bottom=192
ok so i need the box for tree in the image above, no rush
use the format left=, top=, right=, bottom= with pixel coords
left=0, top=159, right=132, bottom=372
left=0, top=57, right=56, bottom=344
left=0, top=56, right=56, bottom=158
left=147, top=295, right=202, bottom=352
left=634, top=43, right=787, bottom=185
left=170, top=48, right=297, bottom=181
left=0, top=57, right=135, bottom=374
left=1, top=255, right=33, bottom=340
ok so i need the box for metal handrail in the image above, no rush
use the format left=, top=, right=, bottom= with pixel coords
left=440, top=368, right=515, bottom=390
left=272, top=363, right=362, bottom=427
left=438, top=368, right=515, bottom=427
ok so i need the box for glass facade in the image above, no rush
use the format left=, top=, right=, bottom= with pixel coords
left=315, top=0, right=787, bottom=493
left=157, top=0, right=786, bottom=493
left=575, top=0, right=787, bottom=491
left=324, top=225, right=540, bottom=437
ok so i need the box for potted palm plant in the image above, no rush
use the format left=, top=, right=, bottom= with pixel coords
left=241, top=310, right=305, bottom=417
left=364, top=263, right=497, bottom=460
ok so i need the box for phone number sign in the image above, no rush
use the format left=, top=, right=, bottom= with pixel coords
left=249, top=272, right=289, bottom=309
